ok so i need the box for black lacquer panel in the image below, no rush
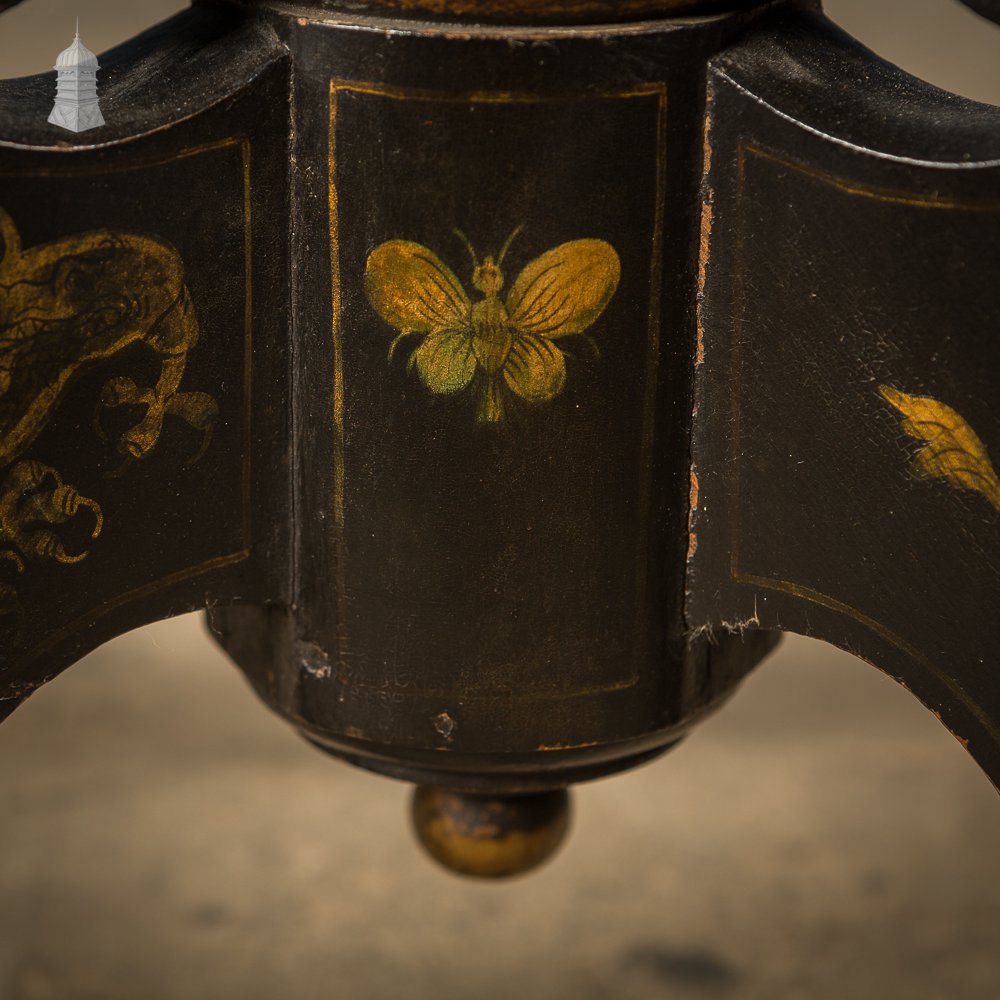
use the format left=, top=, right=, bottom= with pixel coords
left=692, top=9, right=1000, bottom=783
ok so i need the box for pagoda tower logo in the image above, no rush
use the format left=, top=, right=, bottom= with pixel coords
left=48, top=20, right=105, bottom=133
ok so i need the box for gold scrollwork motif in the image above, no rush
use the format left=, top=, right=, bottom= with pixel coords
left=365, top=227, right=620, bottom=424
left=880, top=384, right=1000, bottom=512
left=0, top=206, right=218, bottom=639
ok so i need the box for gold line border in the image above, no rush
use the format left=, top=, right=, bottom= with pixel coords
left=742, top=144, right=1000, bottom=213
left=241, top=139, right=254, bottom=552
left=0, top=137, right=247, bottom=178
left=5, top=136, right=254, bottom=668
left=14, top=550, right=250, bottom=669
left=634, top=82, right=668, bottom=672
left=328, top=89, right=348, bottom=680
left=329, top=80, right=666, bottom=104
left=730, top=141, right=999, bottom=741
left=328, top=79, right=667, bottom=698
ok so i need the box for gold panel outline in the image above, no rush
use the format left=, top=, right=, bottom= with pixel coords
left=329, top=80, right=667, bottom=699
left=3, top=136, right=254, bottom=668
left=730, top=141, right=999, bottom=740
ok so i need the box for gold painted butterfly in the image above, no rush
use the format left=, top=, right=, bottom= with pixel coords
left=364, top=226, right=620, bottom=424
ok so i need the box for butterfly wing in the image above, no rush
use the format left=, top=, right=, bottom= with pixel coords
left=365, top=240, right=470, bottom=335
left=503, top=239, right=619, bottom=404
left=365, top=241, right=476, bottom=394
left=505, top=239, right=620, bottom=339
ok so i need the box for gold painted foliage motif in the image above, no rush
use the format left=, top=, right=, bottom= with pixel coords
left=879, top=384, right=1000, bottom=512
left=365, top=227, right=620, bottom=424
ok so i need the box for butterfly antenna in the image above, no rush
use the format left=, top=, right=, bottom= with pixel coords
left=497, top=224, right=524, bottom=266
left=453, top=228, right=479, bottom=270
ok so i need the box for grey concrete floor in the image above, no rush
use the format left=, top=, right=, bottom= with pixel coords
left=1, top=621, right=998, bottom=1000
left=2, top=1, right=1000, bottom=998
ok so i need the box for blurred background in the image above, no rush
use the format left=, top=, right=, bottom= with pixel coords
left=1, top=2, right=999, bottom=998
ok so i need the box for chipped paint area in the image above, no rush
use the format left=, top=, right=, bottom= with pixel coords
left=695, top=96, right=714, bottom=369
left=298, top=641, right=333, bottom=679
left=688, top=100, right=712, bottom=574
left=718, top=605, right=761, bottom=635
left=433, top=710, right=457, bottom=741
left=687, top=465, right=700, bottom=561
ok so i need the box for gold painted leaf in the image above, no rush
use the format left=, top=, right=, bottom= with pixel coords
left=879, top=384, right=1000, bottom=512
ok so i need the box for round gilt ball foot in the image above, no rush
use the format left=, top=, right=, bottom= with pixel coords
left=410, top=786, right=571, bottom=879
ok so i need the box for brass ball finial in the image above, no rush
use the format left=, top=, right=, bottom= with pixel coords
left=411, top=786, right=571, bottom=879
